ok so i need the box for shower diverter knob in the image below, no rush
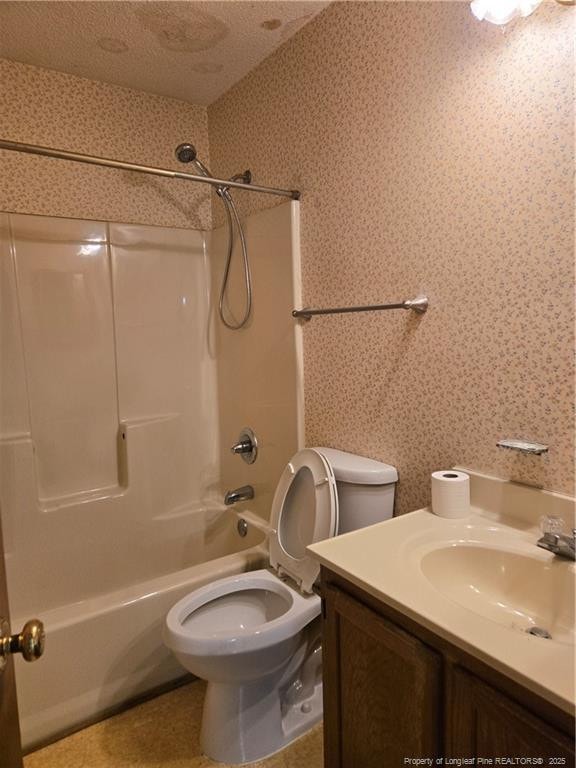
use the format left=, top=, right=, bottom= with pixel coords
left=230, top=427, right=258, bottom=464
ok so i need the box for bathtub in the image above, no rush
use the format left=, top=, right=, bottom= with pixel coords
left=14, top=508, right=267, bottom=751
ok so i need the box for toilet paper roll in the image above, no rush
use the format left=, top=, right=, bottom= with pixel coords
left=431, top=471, right=470, bottom=519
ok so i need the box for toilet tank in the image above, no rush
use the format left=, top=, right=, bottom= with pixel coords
left=316, top=448, right=398, bottom=534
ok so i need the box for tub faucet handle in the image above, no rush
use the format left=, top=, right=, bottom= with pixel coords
left=230, top=428, right=258, bottom=464
left=231, top=439, right=252, bottom=454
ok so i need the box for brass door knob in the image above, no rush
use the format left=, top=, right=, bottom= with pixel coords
left=0, top=617, right=45, bottom=672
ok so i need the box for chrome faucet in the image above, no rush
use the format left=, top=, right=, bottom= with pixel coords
left=537, top=517, right=575, bottom=561
left=224, top=485, right=254, bottom=506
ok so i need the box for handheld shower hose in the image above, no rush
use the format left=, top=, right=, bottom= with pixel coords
left=175, top=143, right=252, bottom=330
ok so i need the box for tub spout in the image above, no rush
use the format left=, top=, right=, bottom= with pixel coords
left=224, top=485, right=254, bottom=505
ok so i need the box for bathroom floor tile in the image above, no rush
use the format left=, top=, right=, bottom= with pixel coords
left=23, top=680, right=324, bottom=768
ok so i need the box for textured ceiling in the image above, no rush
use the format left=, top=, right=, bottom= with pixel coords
left=0, top=1, right=330, bottom=105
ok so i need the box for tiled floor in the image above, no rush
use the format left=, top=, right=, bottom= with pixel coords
left=23, top=681, right=324, bottom=768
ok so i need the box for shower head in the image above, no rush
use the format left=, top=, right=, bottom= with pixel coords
left=175, top=143, right=197, bottom=164
left=175, top=142, right=213, bottom=178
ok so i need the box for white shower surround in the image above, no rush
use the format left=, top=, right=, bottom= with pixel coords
left=0, top=203, right=303, bottom=749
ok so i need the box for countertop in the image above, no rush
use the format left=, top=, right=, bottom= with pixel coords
left=308, top=505, right=575, bottom=715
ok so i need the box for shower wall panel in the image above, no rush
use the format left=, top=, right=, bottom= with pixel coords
left=0, top=213, right=219, bottom=616
left=110, top=223, right=218, bottom=511
left=0, top=215, right=29, bottom=438
left=11, top=215, right=118, bottom=503
left=209, top=201, right=304, bottom=523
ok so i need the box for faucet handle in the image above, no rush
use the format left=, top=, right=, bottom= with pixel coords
left=231, top=440, right=252, bottom=454
left=230, top=428, right=258, bottom=465
left=539, top=515, right=564, bottom=539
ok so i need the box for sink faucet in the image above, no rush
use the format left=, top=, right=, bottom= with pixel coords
left=224, top=485, right=254, bottom=506
left=537, top=517, right=575, bottom=561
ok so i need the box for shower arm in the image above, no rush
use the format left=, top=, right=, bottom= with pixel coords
left=0, top=139, right=300, bottom=201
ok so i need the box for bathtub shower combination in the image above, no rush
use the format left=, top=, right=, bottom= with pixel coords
left=0, top=146, right=303, bottom=749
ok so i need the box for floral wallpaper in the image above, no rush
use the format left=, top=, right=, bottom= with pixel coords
left=208, top=1, right=575, bottom=513
left=0, top=59, right=211, bottom=229
left=1, top=4, right=573, bottom=515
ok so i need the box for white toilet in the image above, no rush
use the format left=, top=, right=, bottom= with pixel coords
left=164, top=447, right=398, bottom=764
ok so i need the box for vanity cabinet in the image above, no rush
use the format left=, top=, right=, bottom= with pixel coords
left=321, top=570, right=575, bottom=768
left=448, top=668, right=574, bottom=762
left=322, top=582, right=442, bottom=767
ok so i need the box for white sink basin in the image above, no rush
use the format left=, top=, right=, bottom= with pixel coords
left=420, top=544, right=575, bottom=645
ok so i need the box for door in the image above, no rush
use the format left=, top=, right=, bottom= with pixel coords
left=0, top=504, right=23, bottom=768
left=447, top=667, right=575, bottom=765
left=322, top=583, right=443, bottom=768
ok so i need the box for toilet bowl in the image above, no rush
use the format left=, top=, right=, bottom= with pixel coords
left=165, top=569, right=320, bottom=684
left=165, top=569, right=322, bottom=764
left=164, top=447, right=397, bottom=764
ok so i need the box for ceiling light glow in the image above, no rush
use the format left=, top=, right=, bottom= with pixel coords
left=470, top=0, right=543, bottom=25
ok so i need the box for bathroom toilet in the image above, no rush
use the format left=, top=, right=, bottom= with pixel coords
left=164, top=447, right=398, bottom=764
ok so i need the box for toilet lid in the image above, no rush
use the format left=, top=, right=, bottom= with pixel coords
left=269, top=448, right=338, bottom=594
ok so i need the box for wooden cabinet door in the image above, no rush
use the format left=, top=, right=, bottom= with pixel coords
left=448, top=667, right=575, bottom=766
left=0, top=504, right=23, bottom=768
left=322, top=583, right=442, bottom=768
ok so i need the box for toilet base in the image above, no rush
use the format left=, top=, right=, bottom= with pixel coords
left=200, top=672, right=323, bottom=764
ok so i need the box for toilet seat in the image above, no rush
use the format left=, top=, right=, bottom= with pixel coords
left=269, top=448, right=339, bottom=593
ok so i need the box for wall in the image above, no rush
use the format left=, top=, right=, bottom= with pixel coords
left=208, top=1, right=575, bottom=513
left=0, top=59, right=211, bottom=229
left=210, top=201, right=304, bottom=523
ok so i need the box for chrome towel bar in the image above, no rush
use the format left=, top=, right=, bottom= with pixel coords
left=292, top=295, right=429, bottom=320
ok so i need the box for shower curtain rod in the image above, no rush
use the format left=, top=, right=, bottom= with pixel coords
left=0, top=139, right=301, bottom=200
